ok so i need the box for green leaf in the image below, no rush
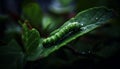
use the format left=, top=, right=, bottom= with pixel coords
left=22, top=24, right=43, bottom=61
left=42, top=15, right=55, bottom=32
left=42, top=15, right=63, bottom=32
left=41, top=7, right=114, bottom=57
left=59, top=0, right=73, bottom=6
left=0, top=40, right=25, bottom=69
left=49, top=0, right=74, bottom=14
left=22, top=3, right=42, bottom=27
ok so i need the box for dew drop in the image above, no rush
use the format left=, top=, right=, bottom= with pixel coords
left=80, top=23, right=84, bottom=26
left=81, top=51, right=86, bottom=54
left=88, top=50, right=91, bottom=53
left=81, top=27, right=87, bottom=30
left=95, top=17, right=98, bottom=20
left=79, top=22, right=84, bottom=26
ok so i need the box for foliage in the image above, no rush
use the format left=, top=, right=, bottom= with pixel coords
left=22, top=23, right=43, bottom=61
left=0, top=40, right=25, bottom=69
left=22, top=3, right=42, bottom=27
left=0, top=0, right=119, bottom=69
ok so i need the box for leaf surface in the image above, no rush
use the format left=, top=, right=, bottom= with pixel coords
left=22, top=24, right=43, bottom=61
left=41, top=7, right=114, bottom=57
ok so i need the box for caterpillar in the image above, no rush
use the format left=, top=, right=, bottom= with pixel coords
left=43, top=22, right=81, bottom=48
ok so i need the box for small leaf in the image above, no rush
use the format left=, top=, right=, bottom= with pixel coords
left=42, top=15, right=55, bottom=32
left=59, top=0, right=73, bottom=6
left=49, top=0, right=75, bottom=14
left=22, top=23, right=43, bottom=61
left=41, top=7, right=115, bottom=57
left=42, top=15, right=63, bottom=32
left=0, top=40, right=25, bottom=69
left=22, top=3, right=42, bottom=27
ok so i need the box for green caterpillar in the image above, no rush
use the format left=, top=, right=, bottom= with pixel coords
left=43, top=22, right=81, bottom=48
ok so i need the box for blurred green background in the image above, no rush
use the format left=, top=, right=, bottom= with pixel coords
left=0, top=0, right=120, bottom=69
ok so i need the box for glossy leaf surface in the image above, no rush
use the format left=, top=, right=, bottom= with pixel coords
left=41, top=7, right=114, bottom=57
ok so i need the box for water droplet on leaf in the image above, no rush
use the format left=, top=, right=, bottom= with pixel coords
left=80, top=23, right=84, bottom=26
left=95, top=18, right=98, bottom=20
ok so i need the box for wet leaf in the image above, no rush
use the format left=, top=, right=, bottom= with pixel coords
left=41, top=7, right=114, bottom=57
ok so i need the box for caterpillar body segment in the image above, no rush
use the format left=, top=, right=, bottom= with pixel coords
left=43, top=22, right=81, bottom=48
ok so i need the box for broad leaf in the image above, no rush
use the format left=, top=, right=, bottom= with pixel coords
left=0, top=40, right=25, bottom=69
left=41, top=7, right=114, bottom=57
left=22, top=24, right=43, bottom=61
